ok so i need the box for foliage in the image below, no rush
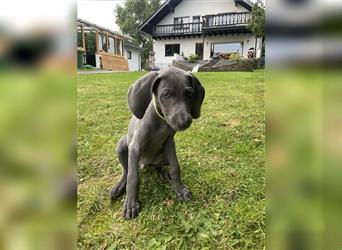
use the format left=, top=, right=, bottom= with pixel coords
left=229, top=53, right=241, bottom=61
left=248, top=0, right=265, bottom=66
left=85, top=32, right=96, bottom=53
left=115, top=0, right=161, bottom=69
left=187, top=54, right=199, bottom=63
left=78, top=71, right=265, bottom=249
left=82, top=64, right=95, bottom=69
left=248, top=0, right=265, bottom=38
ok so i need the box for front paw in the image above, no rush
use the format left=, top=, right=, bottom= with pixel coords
left=175, top=185, right=192, bottom=201
left=122, top=198, right=140, bottom=219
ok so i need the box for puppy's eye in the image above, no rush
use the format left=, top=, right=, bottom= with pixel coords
left=185, top=91, right=193, bottom=98
left=162, top=92, right=170, bottom=98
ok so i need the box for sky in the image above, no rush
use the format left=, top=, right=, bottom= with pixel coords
left=77, top=0, right=125, bottom=31
left=0, top=0, right=339, bottom=32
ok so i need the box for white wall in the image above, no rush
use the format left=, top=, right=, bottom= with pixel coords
left=158, top=0, right=249, bottom=25
left=124, top=47, right=141, bottom=71
left=153, top=37, right=203, bottom=69
left=153, top=34, right=258, bottom=68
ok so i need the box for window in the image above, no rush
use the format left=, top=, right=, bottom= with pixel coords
left=85, top=31, right=96, bottom=53
left=174, top=17, right=190, bottom=24
left=214, top=43, right=242, bottom=54
left=116, top=39, right=122, bottom=56
left=192, top=16, right=201, bottom=32
left=165, top=44, right=180, bottom=57
left=174, top=17, right=190, bottom=30
left=98, top=32, right=107, bottom=52
left=77, top=25, right=84, bottom=49
left=127, top=50, right=132, bottom=59
left=195, top=43, right=203, bottom=59
left=192, top=16, right=200, bottom=22
left=108, top=36, right=115, bottom=54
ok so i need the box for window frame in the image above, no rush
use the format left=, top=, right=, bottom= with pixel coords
left=96, top=30, right=124, bottom=57
left=97, top=31, right=108, bottom=53
left=174, top=16, right=190, bottom=30
left=192, top=15, right=201, bottom=32
left=165, top=44, right=180, bottom=57
left=77, top=25, right=85, bottom=51
left=192, top=15, right=201, bottom=22
left=115, top=38, right=122, bottom=57
left=127, top=50, right=132, bottom=59
left=107, top=35, right=116, bottom=54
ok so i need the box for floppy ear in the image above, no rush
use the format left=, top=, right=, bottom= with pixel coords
left=189, top=73, right=205, bottom=119
left=127, top=71, right=160, bottom=119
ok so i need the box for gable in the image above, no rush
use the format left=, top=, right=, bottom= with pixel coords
left=139, top=0, right=253, bottom=34
left=139, top=0, right=182, bottom=34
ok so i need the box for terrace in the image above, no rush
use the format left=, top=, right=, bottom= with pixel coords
left=152, top=12, right=251, bottom=38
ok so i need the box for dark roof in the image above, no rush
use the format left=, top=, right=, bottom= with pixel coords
left=139, top=0, right=183, bottom=35
left=77, top=18, right=127, bottom=39
left=235, top=0, right=254, bottom=11
left=124, top=39, right=142, bottom=51
left=139, top=0, right=253, bottom=34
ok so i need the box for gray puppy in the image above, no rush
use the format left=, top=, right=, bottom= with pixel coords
left=110, top=66, right=205, bottom=219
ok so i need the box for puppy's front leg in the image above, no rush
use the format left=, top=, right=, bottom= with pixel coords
left=165, top=137, right=192, bottom=201
left=123, top=143, right=140, bottom=219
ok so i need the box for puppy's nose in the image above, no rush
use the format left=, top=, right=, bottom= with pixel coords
left=178, top=114, right=192, bottom=130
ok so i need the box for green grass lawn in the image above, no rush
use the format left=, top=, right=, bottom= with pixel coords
left=77, top=70, right=265, bottom=249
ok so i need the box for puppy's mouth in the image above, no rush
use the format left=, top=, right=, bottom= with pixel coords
left=169, top=121, right=192, bottom=131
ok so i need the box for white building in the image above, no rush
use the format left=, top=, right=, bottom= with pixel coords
left=124, top=41, right=142, bottom=71
left=139, top=0, right=262, bottom=69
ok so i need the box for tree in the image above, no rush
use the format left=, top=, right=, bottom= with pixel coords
left=248, top=0, right=265, bottom=38
left=248, top=0, right=265, bottom=64
left=115, top=0, right=161, bottom=69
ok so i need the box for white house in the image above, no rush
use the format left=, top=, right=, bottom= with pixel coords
left=139, top=0, right=262, bottom=69
left=124, top=40, right=142, bottom=71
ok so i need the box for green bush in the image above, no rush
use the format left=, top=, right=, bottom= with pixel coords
left=188, top=54, right=199, bottom=63
left=229, top=53, right=241, bottom=61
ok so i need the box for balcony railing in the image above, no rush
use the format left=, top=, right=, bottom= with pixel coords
left=153, top=12, right=250, bottom=36
left=153, top=22, right=202, bottom=36
left=203, top=12, right=250, bottom=28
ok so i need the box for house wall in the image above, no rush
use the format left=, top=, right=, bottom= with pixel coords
left=153, top=34, right=259, bottom=69
left=124, top=47, right=141, bottom=71
left=158, top=0, right=249, bottom=25
left=152, top=0, right=259, bottom=69
left=153, top=37, right=202, bottom=69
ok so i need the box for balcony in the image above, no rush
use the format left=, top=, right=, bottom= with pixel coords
left=153, top=22, right=203, bottom=37
left=152, top=12, right=251, bottom=38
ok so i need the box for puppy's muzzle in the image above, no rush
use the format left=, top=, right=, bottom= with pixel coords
left=172, top=113, right=192, bottom=131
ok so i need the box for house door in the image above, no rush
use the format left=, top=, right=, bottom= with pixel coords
left=210, top=43, right=214, bottom=58
left=195, top=43, right=203, bottom=60
left=192, top=16, right=201, bottom=32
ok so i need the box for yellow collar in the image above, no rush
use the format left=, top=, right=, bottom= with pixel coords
left=152, top=95, right=166, bottom=120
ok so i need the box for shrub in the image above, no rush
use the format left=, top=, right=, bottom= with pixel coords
left=229, top=53, right=241, bottom=61
left=188, top=54, right=199, bottom=63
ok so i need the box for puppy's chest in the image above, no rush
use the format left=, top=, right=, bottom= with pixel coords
left=144, top=130, right=169, bottom=154
left=139, top=129, right=171, bottom=165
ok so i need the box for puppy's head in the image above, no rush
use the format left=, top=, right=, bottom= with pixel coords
left=127, top=67, right=205, bottom=131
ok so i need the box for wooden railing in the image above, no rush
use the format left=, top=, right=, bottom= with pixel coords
left=203, top=12, right=250, bottom=27
left=153, top=22, right=202, bottom=36
left=153, top=12, right=250, bottom=36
